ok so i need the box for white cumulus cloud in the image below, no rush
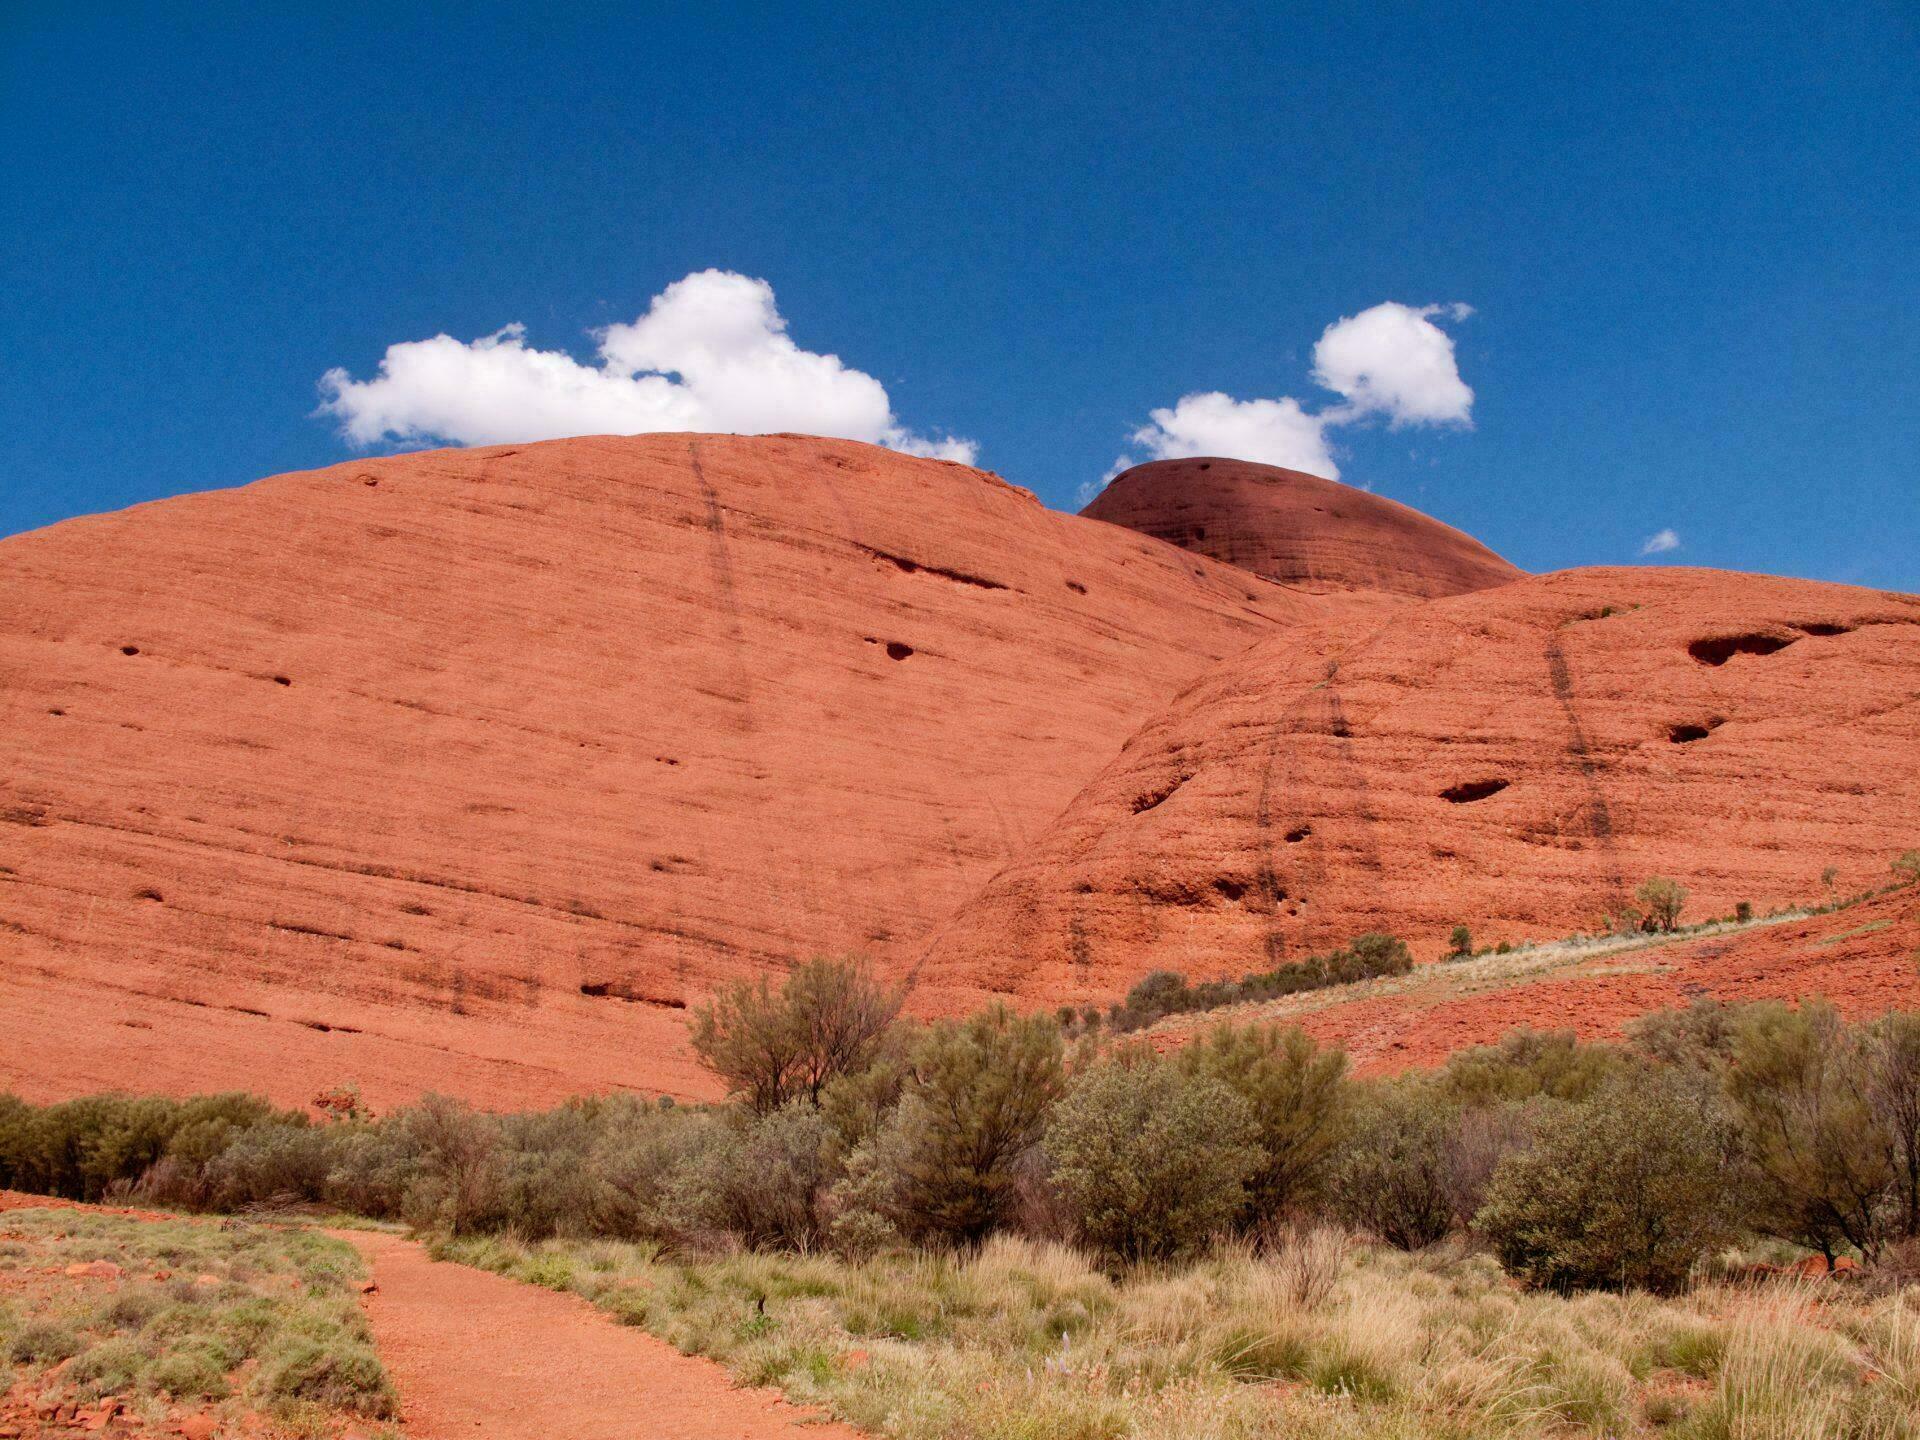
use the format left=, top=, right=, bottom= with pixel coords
left=1640, top=528, right=1681, bottom=556
left=1100, top=301, right=1474, bottom=496
left=317, top=270, right=976, bottom=463
left=1129, top=393, right=1340, bottom=476
left=1312, top=302, right=1475, bottom=427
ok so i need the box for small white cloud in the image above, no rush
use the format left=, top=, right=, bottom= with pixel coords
left=1106, top=301, right=1473, bottom=485
left=317, top=269, right=974, bottom=463
left=1312, top=302, right=1475, bottom=428
left=1130, top=392, right=1340, bottom=476
left=1640, top=528, right=1682, bottom=556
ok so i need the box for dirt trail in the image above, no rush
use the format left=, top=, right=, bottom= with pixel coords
left=341, top=1230, right=865, bottom=1440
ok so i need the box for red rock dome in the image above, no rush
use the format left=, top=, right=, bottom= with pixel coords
left=1081, top=457, right=1524, bottom=601
left=0, top=433, right=1323, bottom=1110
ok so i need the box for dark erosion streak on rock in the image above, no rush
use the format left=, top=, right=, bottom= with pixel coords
left=1544, top=636, right=1623, bottom=892
left=687, top=440, right=756, bottom=727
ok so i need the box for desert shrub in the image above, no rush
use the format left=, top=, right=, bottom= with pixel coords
left=1477, top=1066, right=1740, bottom=1292
left=321, top=1122, right=421, bottom=1219
left=1725, top=999, right=1893, bottom=1260
left=1627, top=997, right=1738, bottom=1070
left=1634, top=877, right=1687, bottom=932
left=1176, top=1023, right=1347, bottom=1221
left=1894, top=850, right=1920, bottom=886
left=586, top=1099, right=713, bottom=1241
left=489, top=1103, right=609, bottom=1238
left=1438, top=1101, right=1534, bottom=1228
left=390, top=1094, right=505, bottom=1234
left=1106, top=934, right=1414, bottom=1030
left=1439, top=1027, right=1623, bottom=1106
left=257, top=1337, right=395, bottom=1415
left=834, top=1005, right=1062, bottom=1246
left=678, top=1102, right=836, bottom=1250
left=691, top=956, right=901, bottom=1114
left=0, top=1092, right=302, bottom=1203
left=1448, top=924, right=1473, bottom=958
left=1046, top=1054, right=1260, bottom=1261
left=66, top=1337, right=146, bottom=1398
left=1329, top=1080, right=1455, bottom=1248
left=7, top=1321, right=81, bottom=1364
left=1866, top=1010, right=1920, bottom=1244
left=190, top=1121, right=338, bottom=1210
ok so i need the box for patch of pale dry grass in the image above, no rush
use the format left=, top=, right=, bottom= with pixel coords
left=439, top=1229, right=1913, bottom=1440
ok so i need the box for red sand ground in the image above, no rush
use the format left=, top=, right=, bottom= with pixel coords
left=1, top=1192, right=863, bottom=1440
left=345, top=1230, right=865, bottom=1440
left=920, top=567, right=1920, bottom=1013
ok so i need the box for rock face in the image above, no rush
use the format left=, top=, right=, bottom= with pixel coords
left=918, top=567, right=1920, bottom=1013
left=1082, top=457, right=1524, bottom=601
left=0, top=433, right=1316, bottom=1109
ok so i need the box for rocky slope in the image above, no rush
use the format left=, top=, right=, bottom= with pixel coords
left=1082, top=457, right=1524, bottom=601
left=0, top=434, right=1319, bottom=1108
left=918, top=567, right=1920, bottom=1012
left=1152, top=884, right=1920, bottom=1076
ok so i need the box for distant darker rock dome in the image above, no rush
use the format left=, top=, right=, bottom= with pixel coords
left=1081, top=456, right=1524, bottom=600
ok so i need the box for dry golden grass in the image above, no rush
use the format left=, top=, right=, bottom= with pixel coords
left=439, top=1229, right=1918, bottom=1439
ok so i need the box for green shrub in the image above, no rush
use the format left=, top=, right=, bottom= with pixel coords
left=836, top=1006, right=1063, bottom=1246
left=1176, top=1023, right=1347, bottom=1221
left=1046, top=1055, right=1260, bottom=1261
left=1330, top=1080, right=1454, bottom=1248
left=1477, top=1066, right=1739, bottom=1292
left=1448, top=924, right=1473, bottom=958
left=1635, top=877, right=1687, bottom=932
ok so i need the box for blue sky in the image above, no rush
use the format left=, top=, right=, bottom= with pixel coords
left=3, top=2, right=1915, bottom=588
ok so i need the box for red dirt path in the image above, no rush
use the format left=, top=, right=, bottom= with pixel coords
left=343, top=1230, right=866, bottom=1440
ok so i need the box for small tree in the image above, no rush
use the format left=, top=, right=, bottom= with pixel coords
left=691, top=957, right=901, bottom=1114
left=1047, top=1055, right=1260, bottom=1262
left=1866, top=1012, right=1920, bottom=1244
left=1476, top=1067, right=1739, bottom=1292
left=1448, top=924, right=1473, bottom=959
left=1634, top=877, right=1687, bottom=933
left=1725, top=999, right=1892, bottom=1261
left=1892, top=850, right=1920, bottom=887
left=840, top=1005, right=1064, bottom=1246
left=1177, top=1023, right=1347, bottom=1221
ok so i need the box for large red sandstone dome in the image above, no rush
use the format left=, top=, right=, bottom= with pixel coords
left=1082, top=457, right=1524, bottom=601
left=0, top=434, right=1318, bottom=1108
left=3, top=433, right=1914, bottom=1108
